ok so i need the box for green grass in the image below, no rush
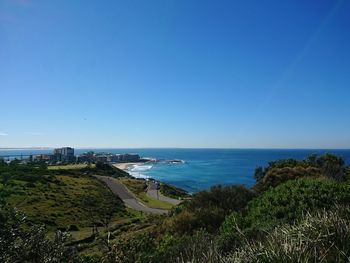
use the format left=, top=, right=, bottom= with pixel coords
left=48, top=164, right=96, bottom=170
left=139, top=192, right=174, bottom=209
left=6, top=173, right=125, bottom=230
left=120, top=178, right=174, bottom=210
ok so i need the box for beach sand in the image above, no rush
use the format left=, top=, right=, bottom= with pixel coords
left=113, top=162, right=145, bottom=170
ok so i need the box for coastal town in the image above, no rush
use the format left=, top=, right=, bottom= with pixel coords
left=0, top=147, right=142, bottom=165
left=31, top=147, right=142, bottom=164
left=0, top=147, right=185, bottom=168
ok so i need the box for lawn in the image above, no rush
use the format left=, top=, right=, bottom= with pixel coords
left=48, top=163, right=96, bottom=170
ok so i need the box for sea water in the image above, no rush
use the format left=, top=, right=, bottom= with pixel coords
left=1, top=148, right=350, bottom=193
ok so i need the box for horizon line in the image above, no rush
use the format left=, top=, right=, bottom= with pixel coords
left=1, top=147, right=350, bottom=151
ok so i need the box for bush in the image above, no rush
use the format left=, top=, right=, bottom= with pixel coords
left=224, top=206, right=350, bottom=262
left=154, top=230, right=220, bottom=263
left=254, top=153, right=347, bottom=193
left=68, top=224, right=79, bottom=231
left=245, top=178, right=350, bottom=229
left=260, top=166, right=321, bottom=190
left=164, top=185, right=255, bottom=234
left=106, top=231, right=157, bottom=263
left=185, top=185, right=255, bottom=214
left=0, top=203, right=79, bottom=263
left=160, top=183, right=190, bottom=199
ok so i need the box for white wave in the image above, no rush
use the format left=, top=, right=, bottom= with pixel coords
left=130, top=164, right=153, bottom=172
left=129, top=171, right=150, bottom=179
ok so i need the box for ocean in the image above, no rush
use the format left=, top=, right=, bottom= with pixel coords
left=1, top=148, right=350, bottom=193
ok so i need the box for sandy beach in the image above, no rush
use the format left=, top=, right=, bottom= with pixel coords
left=113, top=162, right=145, bottom=170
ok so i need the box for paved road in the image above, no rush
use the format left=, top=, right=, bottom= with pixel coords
left=147, top=181, right=182, bottom=205
left=99, top=176, right=168, bottom=214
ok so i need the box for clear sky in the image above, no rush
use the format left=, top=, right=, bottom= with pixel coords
left=1, top=0, right=350, bottom=148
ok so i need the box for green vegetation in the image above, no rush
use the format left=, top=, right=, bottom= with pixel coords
left=1, top=161, right=126, bottom=231
left=163, top=184, right=255, bottom=234
left=0, top=202, right=80, bottom=262
left=101, top=153, right=350, bottom=262
left=48, top=163, right=96, bottom=170
left=7, top=174, right=124, bottom=229
left=159, top=183, right=190, bottom=199
left=0, top=160, right=138, bottom=260
left=2, top=153, right=350, bottom=262
left=222, top=206, right=350, bottom=262
left=120, top=178, right=174, bottom=209
left=244, top=178, right=350, bottom=229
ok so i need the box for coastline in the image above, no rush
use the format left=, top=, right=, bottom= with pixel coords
left=112, top=162, right=145, bottom=170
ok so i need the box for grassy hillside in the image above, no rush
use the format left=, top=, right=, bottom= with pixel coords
left=6, top=174, right=125, bottom=230
left=1, top=161, right=130, bottom=232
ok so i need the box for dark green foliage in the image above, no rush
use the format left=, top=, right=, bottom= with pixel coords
left=246, top=178, right=350, bottom=229
left=0, top=202, right=79, bottom=263
left=83, top=163, right=130, bottom=178
left=184, top=185, right=255, bottom=215
left=154, top=230, right=219, bottom=263
left=254, top=166, right=321, bottom=193
left=345, top=166, right=350, bottom=181
left=317, top=153, right=345, bottom=181
left=164, top=185, right=255, bottom=233
left=253, top=166, right=264, bottom=182
left=253, top=153, right=347, bottom=193
left=159, top=183, right=190, bottom=199
left=0, top=160, right=52, bottom=184
left=107, top=231, right=157, bottom=263
left=218, top=178, right=350, bottom=254
left=68, top=224, right=79, bottom=231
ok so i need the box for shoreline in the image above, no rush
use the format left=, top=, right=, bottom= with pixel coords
left=112, top=162, right=146, bottom=171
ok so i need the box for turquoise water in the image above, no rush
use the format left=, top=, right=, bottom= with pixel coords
left=1, top=148, right=350, bottom=193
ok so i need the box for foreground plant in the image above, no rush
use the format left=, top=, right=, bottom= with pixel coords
left=225, top=206, right=350, bottom=262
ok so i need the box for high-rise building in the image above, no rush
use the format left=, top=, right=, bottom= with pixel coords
left=53, top=147, right=74, bottom=163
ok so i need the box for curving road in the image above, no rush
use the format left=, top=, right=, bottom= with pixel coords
left=147, top=181, right=182, bottom=205
left=98, top=176, right=168, bottom=214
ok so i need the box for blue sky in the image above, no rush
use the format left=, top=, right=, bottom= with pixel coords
left=1, top=0, right=350, bottom=148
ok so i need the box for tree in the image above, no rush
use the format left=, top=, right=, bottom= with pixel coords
left=0, top=201, right=78, bottom=263
left=254, top=167, right=264, bottom=182
left=317, top=153, right=345, bottom=181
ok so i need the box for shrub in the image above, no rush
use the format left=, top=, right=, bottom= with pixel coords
left=106, top=231, right=157, bottom=263
left=160, top=183, right=190, bottom=199
left=224, top=206, right=350, bottom=262
left=68, top=224, right=79, bottom=231
left=254, top=153, right=347, bottom=193
left=261, top=166, right=321, bottom=188
left=155, top=230, right=220, bottom=263
left=245, top=178, right=350, bottom=229
left=0, top=203, right=79, bottom=263
left=165, top=185, right=255, bottom=234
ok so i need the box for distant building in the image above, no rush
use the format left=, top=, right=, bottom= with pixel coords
left=76, top=151, right=94, bottom=163
left=33, top=154, right=51, bottom=162
left=109, top=154, right=121, bottom=163
left=74, top=151, right=141, bottom=164
left=118, top=153, right=140, bottom=162
left=53, top=147, right=75, bottom=163
left=95, top=155, right=108, bottom=163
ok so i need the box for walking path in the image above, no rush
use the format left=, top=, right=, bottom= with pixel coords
left=147, top=181, right=182, bottom=205
left=98, top=176, right=168, bottom=214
